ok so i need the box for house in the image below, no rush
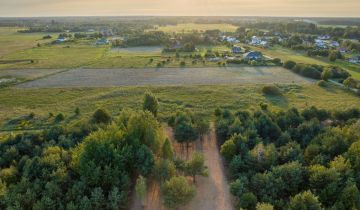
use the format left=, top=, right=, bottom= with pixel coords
left=243, top=51, right=263, bottom=61
left=251, top=36, right=261, bottom=45
left=329, top=41, right=340, bottom=48
left=318, top=35, right=331, bottom=40
left=232, top=46, right=242, bottom=54
left=96, top=38, right=109, bottom=45
left=314, top=39, right=328, bottom=49
left=221, top=36, right=239, bottom=43
left=339, top=47, right=348, bottom=54
left=54, top=38, right=66, bottom=44
left=349, top=56, right=360, bottom=64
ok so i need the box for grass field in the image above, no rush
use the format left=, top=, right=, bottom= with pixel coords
left=0, top=42, right=107, bottom=69
left=0, top=27, right=58, bottom=57
left=153, top=23, right=238, bottom=33
left=1, top=83, right=359, bottom=131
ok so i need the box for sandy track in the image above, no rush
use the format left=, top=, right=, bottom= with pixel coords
left=131, top=126, right=234, bottom=210
left=17, top=67, right=312, bottom=88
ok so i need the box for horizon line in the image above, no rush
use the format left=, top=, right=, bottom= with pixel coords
left=1, top=15, right=360, bottom=19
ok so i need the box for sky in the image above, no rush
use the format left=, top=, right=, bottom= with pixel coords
left=0, top=0, right=359, bottom=17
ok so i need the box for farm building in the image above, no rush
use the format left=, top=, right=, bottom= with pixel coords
left=243, top=51, right=263, bottom=61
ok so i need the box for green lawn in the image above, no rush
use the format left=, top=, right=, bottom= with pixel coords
left=1, top=83, right=359, bottom=131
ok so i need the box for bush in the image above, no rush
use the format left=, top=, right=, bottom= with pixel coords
left=92, top=109, right=111, bottom=124
left=317, top=80, right=327, bottom=87
left=54, top=113, right=65, bottom=122
left=262, top=85, right=282, bottom=96
left=180, top=61, right=186, bottom=67
left=283, top=60, right=297, bottom=69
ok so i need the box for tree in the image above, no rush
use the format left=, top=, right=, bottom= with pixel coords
left=153, top=159, right=176, bottom=183
left=239, top=192, right=257, bottom=210
left=283, top=60, right=297, bottom=69
left=329, top=51, right=337, bottom=62
left=220, top=138, right=237, bottom=161
left=194, top=118, right=210, bottom=141
left=288, top=191, right=322, bottom=210
left=321, top=69, right=332, bottom=81
left=162, top=138, right=174, bottom=160
left=135, top=176, right=147, bottom=207
left=143, top=91, right=159, bottom=117
left=162, top=176, right=195, bottom=209
left=174, top=120, right=199, bottom=155
left=185, top=152, right=207, bottom=183
left=256, top=203, right=274, bottom=210
left=75, top=107, right=80, bottom=116
left=92, top=109, right=111, bottom=124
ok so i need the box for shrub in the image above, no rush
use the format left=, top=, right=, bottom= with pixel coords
left=180, top=61, right=186, bottom=67
left=92, top=109, right=111, bottom=124
left=262, top=85, right=282, bottom=96
left=317, top=80, right=327, bottom=87
left=54, top=113, right=65, bottom=122
left=283, top=60, right=296, bottom=69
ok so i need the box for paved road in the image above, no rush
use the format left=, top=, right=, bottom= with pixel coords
left=16, top=67, right=313, bottom=88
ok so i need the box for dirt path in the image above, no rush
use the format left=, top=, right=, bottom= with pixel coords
left=131, top=125, right=234, bottom=210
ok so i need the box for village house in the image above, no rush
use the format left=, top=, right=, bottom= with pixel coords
left=314, top=39, right=328, bottom=49
left=349, top=56, right=360, bottom=64
left=232, top=46, right=242, bottom=54
left=243, top=51, right=263, bottom=61
left=96, top=38, right=109, bottom=45
left=329, top=41, right=340, bottom=48
left=318, top=35, right=331, bottom=40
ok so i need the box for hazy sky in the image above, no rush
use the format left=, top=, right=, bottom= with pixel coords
left=0, top=0, right=359, bottom=17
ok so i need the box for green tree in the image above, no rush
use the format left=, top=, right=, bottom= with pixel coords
left=162, top=176, right=195, bottom=209
left=162, top=138, right=174, bottom=160
left=329, top=51, right=337, bottom=62
left=240, top=192, right=257, bottom=210
left=288, top=191, right=322, bottom=210
left=221, top=138, right=237, bottom=161
left=321, top=69, right=332, bottom=81
left=185, top=152, right=208, bottom=183
left=143, top=91, right=159, bottom=117
left=153, top=159, right=176, bottom=183
left=135, top=176, right=147, bottom=207
left=256, top=203, right=274, bottom=210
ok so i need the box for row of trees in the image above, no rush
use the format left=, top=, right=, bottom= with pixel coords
left=216, top=105, right=360, bottom=209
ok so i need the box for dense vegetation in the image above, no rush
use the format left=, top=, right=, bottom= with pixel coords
left=0, top=108, right=163, bottom=209
left=216, top=106, right=360, bottom=209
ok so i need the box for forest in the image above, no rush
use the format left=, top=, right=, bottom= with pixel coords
left=216, top=105, right=360, bottom=209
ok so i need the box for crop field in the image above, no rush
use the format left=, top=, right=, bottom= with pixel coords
left=16, top=67, right=312, bottom=88
left=153, top=23, right=238, bottom=33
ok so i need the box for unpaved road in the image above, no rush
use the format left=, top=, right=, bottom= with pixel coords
left=131, top=125, right=234, bottom=210
left=17, top=67, right=312, bottom=88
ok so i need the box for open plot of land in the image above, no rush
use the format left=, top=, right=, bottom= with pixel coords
left=17, top=67, right=313, bottom=88
left=0, top=69, right=65, bottom=80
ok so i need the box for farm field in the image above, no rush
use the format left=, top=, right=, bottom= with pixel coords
left=16, top=67, right=312, bottom=88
